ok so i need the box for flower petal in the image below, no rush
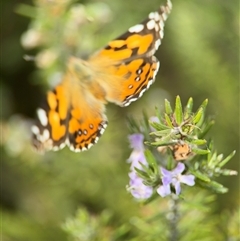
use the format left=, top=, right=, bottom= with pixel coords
left=162, top=176, right=172, bottom=185
left=128, top=134, right=144, bottom=150
left=129, top=181, right=153, bottom=200
left=157, top=184, right=171, bottom=197
left=173, top=162, right=185, bottom=175
left=128, top=151, right=147, bottom=170
left=161, top=167, right=172, bottom=177
left=180, top=174, right=195, bottom=186
left=174, top=181, right=181, bottom=195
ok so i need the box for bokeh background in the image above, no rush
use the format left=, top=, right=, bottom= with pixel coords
left=1, top=0, right=239, bottom=240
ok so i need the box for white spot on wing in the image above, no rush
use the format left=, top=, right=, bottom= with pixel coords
left=135, top=76, right=140, bottom=81
left=87, top=143, right=93, bottom=149
left=100, top=128, right=105, bottom=135
left=147, top=79, right=153, bottom=88
left=59, top=142, right=66, bottom=149
left=162, top=13, right=167, bottom=21
left=52, top=146, right=59, bottom=151
left=160, top=29, right=164, bottom=39
left=31, top=125, right=40, bottom=135
left=43, top=129, right=50, bottom=140
left=159, top=20, right=164, bottom=30
left=139, top=89, right=145, bottom=98
left=37, top=108, right=48, bottom=126
left=148, top=12, right=155, bottom=19
left=155, top=39, right=161, bottom=50
left=137, top=69, right=142, bottom=74
left=65, top=138, right=70, bottom=146
left=146, top=19, right=155, bottom=30
left=102, top=123, right=108, bottom=129
left=153, top=62, right=160, bottom=79
left=129, top=24, right=144, bottom=33
left=154, top=12, right=160, bottom=21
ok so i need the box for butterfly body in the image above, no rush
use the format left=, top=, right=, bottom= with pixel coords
left=32, top=0, right=172, bottom=153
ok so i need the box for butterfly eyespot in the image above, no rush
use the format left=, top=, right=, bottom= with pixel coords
left=89, top=124, right=94, bottom=129
left=83, top=129, right=88, bottom=135
left=128, top=84, right=133, bottom=89
left=136, top=69, right=143, bottom=75
left=76, top=129, right=82, bottom=136
left=135, top=76, right=141, bottom=82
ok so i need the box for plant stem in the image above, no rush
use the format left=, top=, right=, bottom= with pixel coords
left=168, top=194, right=179, bottom=241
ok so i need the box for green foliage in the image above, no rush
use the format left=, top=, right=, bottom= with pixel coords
left=149, top=97, right=210, bottom=152
left=1, top=0, right=239, bottom=240
left=63, top=208, right=113, bottom=241
left=192, top=145, right=237, bottom=193
left=128, top=97, right=237, bottom=199
left=61, top=191, right=240, bottom=241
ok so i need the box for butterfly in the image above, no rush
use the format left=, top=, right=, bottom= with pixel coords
left=32, top=0, right=172, bottom=153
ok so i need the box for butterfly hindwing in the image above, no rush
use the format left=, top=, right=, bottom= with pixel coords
left=32, top=59, right=108, bottom=152
left=120, top=56, right=159, bottom=106
left=94, top=56, right=159, bottom=106
left=65, top=68, right=108, bottom=152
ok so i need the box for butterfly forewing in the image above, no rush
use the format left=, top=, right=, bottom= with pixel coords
left=90, top=0, right=172, bottom=106
left=95, top=0, right=172, bottom=60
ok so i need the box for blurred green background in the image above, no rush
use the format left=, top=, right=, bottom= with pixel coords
left=1, top=0, right=239, bottom=240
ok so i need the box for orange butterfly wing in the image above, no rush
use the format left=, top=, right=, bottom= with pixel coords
left=32, top=57, right=108, bottom=152
left=90, top=0, right=172, bottom=106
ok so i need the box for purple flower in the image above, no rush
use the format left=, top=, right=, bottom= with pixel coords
left=128, top=171, right=153, bottom=200
left=128, top=133, right=145, bottom=150
left=128, top=134, right=147, bottom=171
left=157, top=163, right=195, bottom=197
left=127, top=134, right=153, bottom=200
